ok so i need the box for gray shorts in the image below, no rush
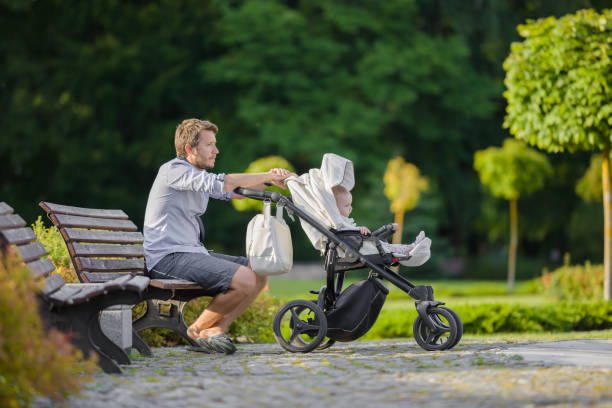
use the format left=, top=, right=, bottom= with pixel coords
left=148, top=252, right=249, bottom=294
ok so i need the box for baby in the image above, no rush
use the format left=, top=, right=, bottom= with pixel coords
left=332, top=186, right=424, bottom=257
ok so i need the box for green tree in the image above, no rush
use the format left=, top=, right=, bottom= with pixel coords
left=383, top=157, right=429, bottom=245
left=503, top=9, right=612, bottom=299
left=576, top=153, right=605, bottom=202
left=231, top=155, right=294, bottom=212
left=474, top=139, right=552, bottom=291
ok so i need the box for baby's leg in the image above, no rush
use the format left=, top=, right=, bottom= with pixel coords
left=380, top=241, right=415, bottom=256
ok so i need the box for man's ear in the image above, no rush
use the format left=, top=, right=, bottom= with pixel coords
left=184, top=143, right=193, bottom=156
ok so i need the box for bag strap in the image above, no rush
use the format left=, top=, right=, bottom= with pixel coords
left=263, top=201, right=271, bottom=220
left=276, top=205, right=284, bottom=220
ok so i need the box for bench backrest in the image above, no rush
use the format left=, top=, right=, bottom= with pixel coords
left=0, top=202, right=67, bottom=296
left=39, top=202, right=145, bottom=283
left=0, top=202, right=56, bottom=278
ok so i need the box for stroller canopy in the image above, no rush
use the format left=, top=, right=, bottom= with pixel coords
left=287, top=153, right=359, bottom=251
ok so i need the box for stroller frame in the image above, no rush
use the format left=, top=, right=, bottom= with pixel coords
left=235, top=187, right=463, bottom=352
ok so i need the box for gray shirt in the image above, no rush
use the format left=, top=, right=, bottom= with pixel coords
left=143, top=156, right=232, bottom=270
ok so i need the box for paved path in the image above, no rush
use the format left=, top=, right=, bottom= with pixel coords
left=35, top=340, right=612, bottom=408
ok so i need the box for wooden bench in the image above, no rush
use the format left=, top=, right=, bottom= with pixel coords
left=0, top=202, right=150, bottom=374
left=39, top=201, right=218, bottom=353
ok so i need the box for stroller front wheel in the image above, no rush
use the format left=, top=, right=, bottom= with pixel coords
left=413, top=306, right=460, bottom=351
left=273, top=300, right=328, bottom=353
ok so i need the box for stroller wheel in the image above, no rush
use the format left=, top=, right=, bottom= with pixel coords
left=273, top=300, right=328, bottom=353
left=413, top=306, right=459, bottom=351
left=439, top=307, right=463, bottom=348
left=316, top=338, right=335, bottom=350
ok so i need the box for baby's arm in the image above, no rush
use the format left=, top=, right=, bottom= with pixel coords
left=358, top=226, right=371, bottom=235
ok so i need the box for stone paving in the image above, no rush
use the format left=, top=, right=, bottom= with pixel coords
left=34, top=340, right=612, bottom=408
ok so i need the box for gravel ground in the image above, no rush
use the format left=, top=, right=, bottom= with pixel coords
left=34, top=339, right=612, bottom=408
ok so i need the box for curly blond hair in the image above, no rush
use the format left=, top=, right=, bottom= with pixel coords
left=174, top=119, right=218, bottom=157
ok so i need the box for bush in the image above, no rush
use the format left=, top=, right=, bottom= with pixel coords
left=362, top=300, right=612, bottom=339
left=135, top=287, right=283, bottom=346
left=536, top=256, right=603, bottom=300
left=0, top=254, right=96, bottom=407
left=31, top=217, right=78, bottom=283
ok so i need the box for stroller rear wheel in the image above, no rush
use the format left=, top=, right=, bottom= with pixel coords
left=273, top=300, right=328, bottom=353
left=413, top=306, right=460, bottom=351
left=290, top=303, right=336, bottom=351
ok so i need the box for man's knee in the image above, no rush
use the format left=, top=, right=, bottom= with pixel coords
left=229, top=265, right=257, bottom=296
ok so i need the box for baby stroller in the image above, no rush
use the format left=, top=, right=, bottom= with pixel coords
left=235, top=155, right=463, bottom=352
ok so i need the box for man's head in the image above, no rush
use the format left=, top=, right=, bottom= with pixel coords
left=332, top=186, right=353, bottom=217
left=175, top=119, right=219, bottom=170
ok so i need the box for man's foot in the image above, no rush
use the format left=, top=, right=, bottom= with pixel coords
left=187, top=325, right=200, bottom=341
left=195, top=333, right=236, bottom=354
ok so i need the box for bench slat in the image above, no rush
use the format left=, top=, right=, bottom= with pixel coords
left=26, top=257, right=56, bottom=278
left=149, top=279, right=204, bottom=290
left=0, top=214, right=26, bottom=230
left=17, top=242, right=48, bottom=262
left=71, top=243, right=144, bottom=258
left=47, top=284, right=106, bottom=306
left=62, top=228, right=144, bottom=244
left=99, top=274, right=149, bottom=294
left=53, top=214, right=137, bottom=232
left=82, top=272, right=144, bottom=283
left=76, top=257, right=145, bottom=272
left=42, top=273, right=66, bottom=296
left=39, top=202, right=129, bottom=219
left=1, top=227, right=36, bottom=245
left=0, top=202, right=13, bottom=215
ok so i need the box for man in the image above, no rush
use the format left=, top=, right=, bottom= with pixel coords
left=143, top=118, right=292, bottom=354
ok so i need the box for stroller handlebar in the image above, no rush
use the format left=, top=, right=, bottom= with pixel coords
left=372, top=223, right=396, bottom=240
left=233, top=187, right=282, bottom=202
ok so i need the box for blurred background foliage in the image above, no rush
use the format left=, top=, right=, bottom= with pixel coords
left=1, top=0, right=609, bottom=279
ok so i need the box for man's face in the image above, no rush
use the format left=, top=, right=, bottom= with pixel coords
left=188, top=130, right=219, bottom=170
left=336, top=191, right=353, bottom=217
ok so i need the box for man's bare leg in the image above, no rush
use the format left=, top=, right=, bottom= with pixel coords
left=198, top=273, right=268, bottom=338
left=187, top=265, right=259, bottom=339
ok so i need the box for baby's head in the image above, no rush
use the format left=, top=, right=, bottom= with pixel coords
left=332, top=186, right=353, bottom=217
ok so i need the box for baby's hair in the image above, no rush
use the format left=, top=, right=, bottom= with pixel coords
left=332, top=185, right=349, bottom=199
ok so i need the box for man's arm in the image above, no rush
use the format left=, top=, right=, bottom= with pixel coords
left=223, top=168, right=294, bottom=192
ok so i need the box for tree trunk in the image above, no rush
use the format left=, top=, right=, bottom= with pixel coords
left=508, top=198, right=518, bottom=293
left=391, top=210, right=405, bottom=273
left=393, top=210, right=405, bottom=245
left=602, top=147, right=611, bottom=301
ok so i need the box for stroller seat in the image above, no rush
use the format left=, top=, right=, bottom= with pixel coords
left=286, top=153, right=431, bottom=268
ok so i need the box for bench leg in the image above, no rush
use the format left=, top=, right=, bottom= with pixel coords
left=133, top=299, right=198, bottom=347
left=132, top=328, right=153, bottom=357
left=49, top=309, right=122, bottom=374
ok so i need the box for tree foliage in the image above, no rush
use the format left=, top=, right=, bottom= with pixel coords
left=1, top=0, right=609, bottom=269
left=383, top=156, right=429, bottom=213
left=576, top=153, right=605, bottom=202
left=503, top=9, right=612, bottom=152
left=474, top=139, right=553, bottom=200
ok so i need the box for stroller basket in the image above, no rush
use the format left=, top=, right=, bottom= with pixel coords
left=234, top=187, right=463, bottom=352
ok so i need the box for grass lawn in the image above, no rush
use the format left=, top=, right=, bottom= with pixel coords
left=268, top=277, right=541, bottom=303
left=461, top=328, right=612, bottom=343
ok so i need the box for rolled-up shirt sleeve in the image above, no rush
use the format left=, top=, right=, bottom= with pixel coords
left=209, top=173, right=233, bottom=201
left=166, top=162, right=228, bottom=198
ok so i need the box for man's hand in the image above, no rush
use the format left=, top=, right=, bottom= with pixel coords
left=267, top=168, right=296, bottom=189
left=391, top=223, right=399, bottom=231
left=359, top=226, right=371, bottom=235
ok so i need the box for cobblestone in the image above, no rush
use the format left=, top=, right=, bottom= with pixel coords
left=34, top=340, right=612, bottom=408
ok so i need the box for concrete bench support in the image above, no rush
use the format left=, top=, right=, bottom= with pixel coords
left=100, top=305, right=133, bottom=353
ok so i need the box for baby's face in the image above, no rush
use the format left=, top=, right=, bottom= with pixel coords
left=336, top=192, right=353, bottom=217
